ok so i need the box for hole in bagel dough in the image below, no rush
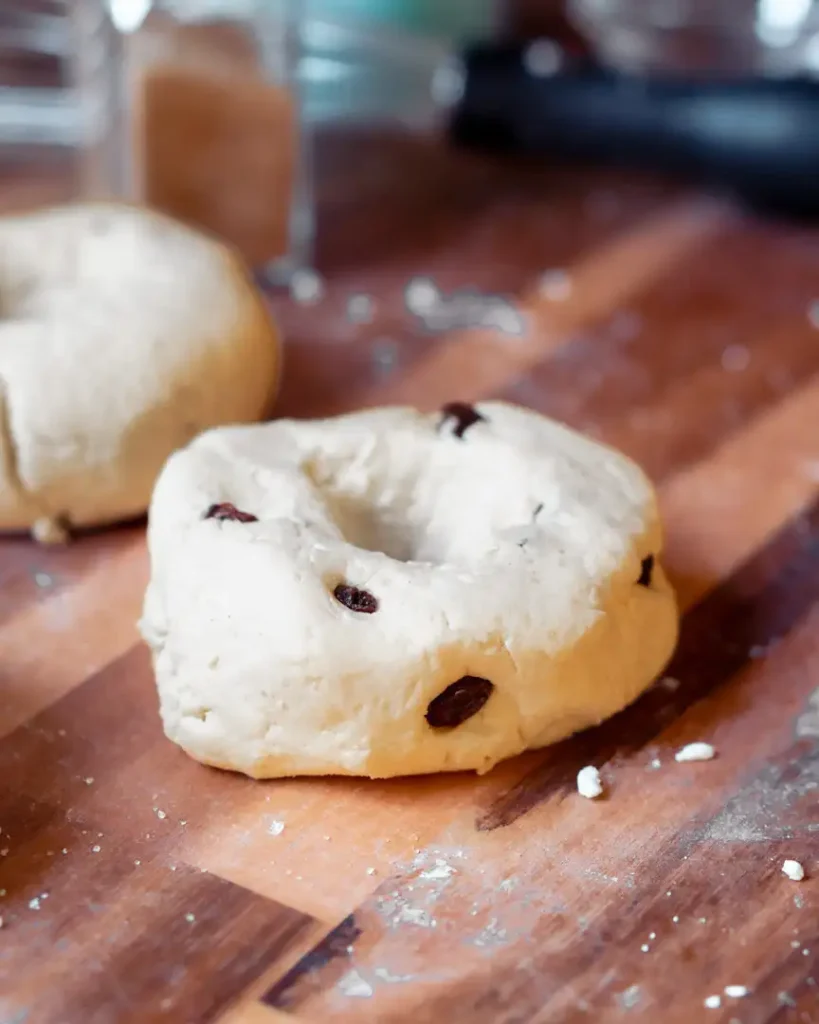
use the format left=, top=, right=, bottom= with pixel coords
left=303, top=439, right=533, bottom=566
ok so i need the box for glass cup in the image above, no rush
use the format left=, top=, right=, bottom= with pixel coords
left=71, top=0, right=311, bottom=281
left=568, top=0, right=819, bottom=76
left=0, top=3, right=78, bottom=147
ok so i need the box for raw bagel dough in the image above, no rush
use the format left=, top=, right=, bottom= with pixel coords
left=0, top=202, right=279, bottom=537
left=141, top=402, right=678, bottom=778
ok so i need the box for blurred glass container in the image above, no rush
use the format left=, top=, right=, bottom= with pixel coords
left=0, top=3, right=77, bottom=148
left=71, top=0, right=309, bottom=280
left=568, top=0, right=819, bottom=76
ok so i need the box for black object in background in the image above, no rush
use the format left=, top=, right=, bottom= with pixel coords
left=449, top=41, right=819, bottom=215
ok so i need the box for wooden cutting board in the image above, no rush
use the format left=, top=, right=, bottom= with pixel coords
left=0, top=146, right=818, bottom=1024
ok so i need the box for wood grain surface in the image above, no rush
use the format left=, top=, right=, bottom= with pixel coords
left=0, top=124, right=818, bottom=1024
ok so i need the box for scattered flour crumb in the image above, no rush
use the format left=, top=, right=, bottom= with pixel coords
left=84, top=777, right=94, bottom=785
left=91, top=844, right=101, bottom=853
left=154, top=808, right=167, bottom=820
left=185, top=912, right=195, bottom=923
left=28, top=897, right=41, bottom=911
left=419, top=859, right=456, bottom=881
left=721, top=344, right=750, bottom=373
left=618, top=984, right=641, bottom=1009
left=577, top=765, right=604, bottom=799
left=704, top=995, right=721, bottom=1009
left=539, top=268, right=572, bottom=301
left=405, top=277, right=439, bottom=314
left=782, top=859, right=805, bottom=881
left=290, top=269, right=324, bottom=305
left=725, top=985, right=748, bottom=998
left=347, top=294, right=375, bottom=323
left=366, top=867, right=376, bottom=875
left=338, top=969, right=373, bottom=999
left=672, top=916, right=679, bottom=923
left=660, top=676, right=680, bottom=691
left=267, top=820, right=285, bottom=836
left=675, top=742, right=715, bottom=763
left=640, top=944, right=650, bottom=953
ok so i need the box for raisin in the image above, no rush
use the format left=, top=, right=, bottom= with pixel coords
left=333, top=584, right=378, bottom=614
left=637, top=554, right=654, bottom=587
left=439, top=401, right=485, bottom=439
left=204, top=502, right=258, bottom=523
left=425, top=676, right=494, bottom=729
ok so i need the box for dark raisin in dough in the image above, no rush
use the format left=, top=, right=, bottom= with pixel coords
left=425, top=676, right=494, bottom=728
left=204, top=502, right=258, bottom=523
left=637, top=555, right=654, bottom=587
left=439, top=402, right=486, bottom=439
left=333, top=584, right=378, bottom=614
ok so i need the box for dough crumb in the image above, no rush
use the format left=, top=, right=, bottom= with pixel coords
left=32, top=516, right=71, bottom=545
left=404, top=276, right=439, bottom=315
left=721, top=344, right=750, bottom=373
left=577, top=765, right=604, bottom=799
left=704, top=995, right=721, bottom=1009
left=725, top=985, right=749, bottom=998
left=782, top=859, right=805, bottom=881
left=538, top=268, right=573, bottom=301
left=674, top=742, right=715, bottom=763
left=347, top=294, right=375, bottom=323
left=267, top=819, right=285, bottom=836
left=289, top=269, right=324, bottom=305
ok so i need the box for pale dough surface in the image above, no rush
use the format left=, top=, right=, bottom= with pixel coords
left=0, top=202, right=279, bottom=536
left=141, top=402, right=679, bottom=779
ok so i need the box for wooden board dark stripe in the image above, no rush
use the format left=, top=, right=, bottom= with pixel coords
left=0, top=859, right=316, bottom=1024
left=262, top=914, right=362, bottom=1012
left=479, top=491, right=819, bottom=831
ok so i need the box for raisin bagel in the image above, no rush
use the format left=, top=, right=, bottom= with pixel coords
left=140, top=402, right=678, bottom=778
left=0, top=202, right=279, bottom=540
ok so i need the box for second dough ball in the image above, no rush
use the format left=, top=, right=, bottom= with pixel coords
left=0, top=202, right=280, bottom=539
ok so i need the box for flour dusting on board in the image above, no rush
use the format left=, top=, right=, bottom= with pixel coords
left=796, top=688, right=819, bottom=737
left=701, top=753, right=819, bottom=843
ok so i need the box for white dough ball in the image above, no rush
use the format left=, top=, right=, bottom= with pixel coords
left=141, top=402, right=678, bottom=778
